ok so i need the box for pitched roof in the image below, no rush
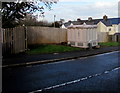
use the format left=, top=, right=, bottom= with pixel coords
left=93, top=19, right=102, bottom=25
left=72, top=21, right=83, bottom=25
left=108, top=18, right=120, bottom=25
left=114, top=33, right=120, bottom=35
left=63, top=18, right=120, bottom=27
left=63, top=20, right=94, bottom=27
left=68, top=24, right=97, bottom=29
left=101, top=19, right=112, bottom=26
left=64, top=21, right=72, bottom=27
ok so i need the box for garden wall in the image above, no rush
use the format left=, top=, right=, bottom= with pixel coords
left=97, top=32, right=109, bottom=42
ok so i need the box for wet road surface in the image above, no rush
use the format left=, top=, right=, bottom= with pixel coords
left=3, top=51, right=120, bottom=93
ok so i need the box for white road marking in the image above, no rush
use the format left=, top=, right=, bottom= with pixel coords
left=53, top=53, right=59, bottom=55
left=29, top=66, right=120, bottom=93
left=104, top=71, right=109, bottom=74
left=112, top=66, right=120, bottom=71
left=93, top=51, right=119, bottom=57
left=44, top=60, right=70, bottom=65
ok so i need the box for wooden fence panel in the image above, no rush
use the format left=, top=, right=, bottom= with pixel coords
left=2, top=26, right=27, bottom=55
left=27, top=26, right=67, bottom=45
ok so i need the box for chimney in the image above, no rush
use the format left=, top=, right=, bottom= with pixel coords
left=103, top=15, right=108, bottom=20
left=77, top=18, right=81, bottom=21
left=60, top=19, right=65, bottom=23
left=68, top=20, right=72, bottom=23
left=88, top=17, right=92, bottom=21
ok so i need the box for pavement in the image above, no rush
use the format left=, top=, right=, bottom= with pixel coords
left=2, top=46, right=120, bottom=68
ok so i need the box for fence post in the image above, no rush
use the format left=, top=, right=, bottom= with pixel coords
left=11, top=28, right=14, bottom=54
left=0, top=28, right=3, bottom=58
left=24, top=26, right=27, bottom=51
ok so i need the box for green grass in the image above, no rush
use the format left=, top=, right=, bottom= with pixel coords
left=26, top=44, right=82, bottom=55
left=99, top=42, right=120, bottom=47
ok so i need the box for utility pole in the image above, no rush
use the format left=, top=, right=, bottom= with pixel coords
left=54, top=15, right=56, bottom=27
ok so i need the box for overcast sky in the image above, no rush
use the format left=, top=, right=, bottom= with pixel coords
left=37, top=0, right=119, bottom=22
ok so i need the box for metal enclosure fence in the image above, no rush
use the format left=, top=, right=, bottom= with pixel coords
left=2, top=26, right=27, bottom=55
left=67, top=25, right=98, bottom=48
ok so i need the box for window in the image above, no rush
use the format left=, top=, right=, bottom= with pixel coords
left=78, top=43, right=83, bottom=46
left=109, top=28, right=111, bottom=31
left=78, top=32, right=80, bottom=37
left=70, top=42, right=75, bottom=45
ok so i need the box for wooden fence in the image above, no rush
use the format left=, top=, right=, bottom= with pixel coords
left=0, top=28, right=2, bottom=59
left=27, top=27, right=67, bottom=44
left=1, top=26, right=110, bottom=55
left=2, top=26, right=27, bottom=55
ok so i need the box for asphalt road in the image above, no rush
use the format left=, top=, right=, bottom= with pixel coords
left=2, top=51, right=120, bottom=93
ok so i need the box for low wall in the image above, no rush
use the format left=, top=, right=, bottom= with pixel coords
left=109, top=34, right=120, bottom=42
left=27, top=26, right=67, bottom=44
left=97, top=32, right=109, bottom=42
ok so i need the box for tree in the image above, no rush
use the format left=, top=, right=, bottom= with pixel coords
left=1, top=0, right=58, bottom=28
left=19, top=14, right=52, bottom=27
left=51, top=21, right=61, bottom=28
left=19, top=14, right=38, bottom=26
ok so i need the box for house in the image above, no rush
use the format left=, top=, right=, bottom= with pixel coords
left=97, top=15, right=120, bottom=35
left=61, top=15, right=120, bottom=35
left=97, top=16, right=120, bottom=42
left=61, top=17, right=95, bottom=28
left=61, top=15, right=120, bottom=42
left=108, top=23, right=120, bottom=42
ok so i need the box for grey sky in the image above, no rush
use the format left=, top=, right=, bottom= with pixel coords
left=37, top=0, right=119, bottom=22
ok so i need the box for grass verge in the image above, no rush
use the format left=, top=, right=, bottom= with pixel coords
left=99, top=42, right=120, bottom=47
left=26, top=44, right=83, bottom=55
